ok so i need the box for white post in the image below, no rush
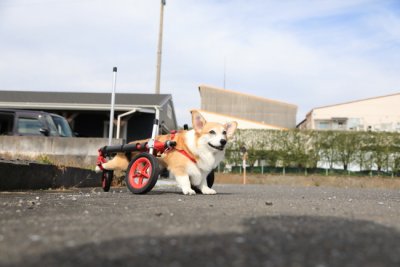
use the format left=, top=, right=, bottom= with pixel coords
left=116, top=116, right=121, bottom=140
left=243, top=152, right=248, bottom=185
left=108, top=67, right=117, bottom=145
left=148, top=107, right=160, bottom=155
left=116, top=108, right=137, bottom=139
left=155, top=0, right=166, bottom=94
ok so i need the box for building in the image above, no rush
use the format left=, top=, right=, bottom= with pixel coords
left=297, top=93, right=400, bottom=132
left=198, top=85, right=297, bottom=129
left=0, top=91, right=178, bottom=141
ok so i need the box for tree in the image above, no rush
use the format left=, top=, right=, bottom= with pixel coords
left=368, top=132, right=392, bottom=174
left=275, top=130, right=292, bottom=175
left=246, top=144, right=259, bottom=172
left=289, top=130, right=315, bottom=175
left=381, top=133, right=400, bottom=177
left=392, top=133, right=400, bottom=177
left=224, top=128, right=400, bottom=177
left=319, top=131, right=339, bottom=174
left=335, top=131, right=359, bottom=172
left=354, top=131, right=370, bottom=172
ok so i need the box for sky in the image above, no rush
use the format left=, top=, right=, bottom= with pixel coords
left=1, top=0, right=400, bottom=126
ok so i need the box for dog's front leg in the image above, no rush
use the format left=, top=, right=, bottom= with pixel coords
left=198, top=173, right=217, bottom=195
left=175, top=175, right=196, bottom=195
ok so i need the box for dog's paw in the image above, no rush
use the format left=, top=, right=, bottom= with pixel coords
left=201, top=187, right=217, bottom=195
left=94, top=165, right=102, bottom=173
left=182, top=187, right=196, bottom=195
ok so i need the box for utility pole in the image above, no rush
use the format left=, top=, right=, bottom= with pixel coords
left=155, top=0, right=166, bottom=94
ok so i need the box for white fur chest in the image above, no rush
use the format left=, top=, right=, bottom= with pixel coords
left=185, top=130, right=225, bottom=173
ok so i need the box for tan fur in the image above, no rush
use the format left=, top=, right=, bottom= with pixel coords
left=101, top=153, right=130, bottom=171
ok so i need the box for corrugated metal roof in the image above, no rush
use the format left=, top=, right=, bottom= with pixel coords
left=0, top=90, right=170, bottom=106
left=196, top=109, right=286, bottom=130
left=199, top=84, right=297, bottom=108
left=198, top=84, right=297, bottom=128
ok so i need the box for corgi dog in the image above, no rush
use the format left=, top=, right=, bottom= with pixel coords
left=97, top=110, right=237, bottom=195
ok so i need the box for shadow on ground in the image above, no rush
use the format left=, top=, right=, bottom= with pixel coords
left=6, top=215, right=400, bottom=267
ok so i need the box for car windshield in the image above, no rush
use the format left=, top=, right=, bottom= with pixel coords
left=51, top=115, right=74, bottom=137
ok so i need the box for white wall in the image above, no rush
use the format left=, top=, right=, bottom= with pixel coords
left=310, top=94, right=400, bottom=131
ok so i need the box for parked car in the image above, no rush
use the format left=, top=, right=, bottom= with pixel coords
left=0, top=109, right=75, bottom=137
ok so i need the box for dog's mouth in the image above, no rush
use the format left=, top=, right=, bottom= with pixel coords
left=208, top=142, right=225, bottom=151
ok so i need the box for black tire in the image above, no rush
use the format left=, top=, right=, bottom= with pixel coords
left=125, top=152, right=160, bottom=194
left=101, top=170, right=113, bottom=192
left=192, top=170, right=215, bottom=193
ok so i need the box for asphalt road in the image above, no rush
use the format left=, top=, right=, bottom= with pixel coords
left=1, top=182, right=400, bottom=267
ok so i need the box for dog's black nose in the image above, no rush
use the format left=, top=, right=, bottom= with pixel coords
left=220, top=139, right=227, bottom=146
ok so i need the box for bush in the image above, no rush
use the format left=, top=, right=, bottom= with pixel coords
left=226, top=129, right=400, bottom=177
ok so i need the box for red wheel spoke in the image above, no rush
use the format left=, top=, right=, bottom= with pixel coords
left=138, top=177, right=144, bottom=185
left=136, top=164, right=144, bottom=173
left=140, top=163, right=151, bottom=178
left=142, top=163, right=150, bottom=173
left=141, top=171, right=150, bottom=178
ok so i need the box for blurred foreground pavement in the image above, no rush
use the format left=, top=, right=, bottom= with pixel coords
left=1, top=184, right=400, bottom=267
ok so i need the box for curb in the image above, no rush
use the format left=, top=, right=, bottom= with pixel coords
left=0, top=160, right=100, bottom=190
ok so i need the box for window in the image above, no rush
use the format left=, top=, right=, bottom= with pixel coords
left=337, top=121, right=345, bottom=129
left=51, top=115, right=73, bottom=137
left=396, top=123, right=400, bottom=131
left=0, top=113, right=13, bottom=135
left=17, top=117, right=43, bottom=135
left=316, top=121, right=330, bottom=130
left=332, top=119, right=347, bottom=130
left=42, top=115, right=59, bottom=136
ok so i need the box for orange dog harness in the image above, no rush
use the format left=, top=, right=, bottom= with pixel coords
left=167, top=130, right=197, bottom=163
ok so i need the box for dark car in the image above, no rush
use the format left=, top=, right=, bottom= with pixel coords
left=0, top=109, right=74, bottom=137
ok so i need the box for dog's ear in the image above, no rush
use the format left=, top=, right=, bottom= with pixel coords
left=224, top=121, right=238, bottom=139
left=191, top=110, right=207, bottom=133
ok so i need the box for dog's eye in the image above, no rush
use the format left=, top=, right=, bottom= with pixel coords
left=209, top=130, right=216, bottom=135
left=222, top=131, right=227, bottom=135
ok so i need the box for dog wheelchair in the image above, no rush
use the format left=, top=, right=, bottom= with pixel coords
left=96, top=119, right=214, bottom=194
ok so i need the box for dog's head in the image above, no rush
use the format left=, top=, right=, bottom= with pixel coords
left=191, top=110, right=237, bottom=152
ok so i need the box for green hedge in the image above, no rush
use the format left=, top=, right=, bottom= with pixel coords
left=225, top=129, right=400, bottom=176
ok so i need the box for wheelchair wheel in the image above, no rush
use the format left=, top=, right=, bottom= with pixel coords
left=126, top=152, right=160, bottom=194
left=101, top=170, right=113, bottom=192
